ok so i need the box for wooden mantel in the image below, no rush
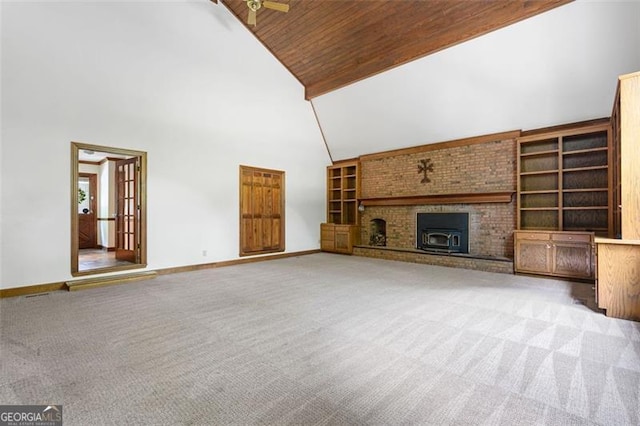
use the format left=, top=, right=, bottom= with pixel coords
left=359, top=192, right=514, bottom=207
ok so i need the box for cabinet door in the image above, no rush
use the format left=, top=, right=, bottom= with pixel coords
left=515, top=239, right=551, bottom=274
left=552, top=242, right=593, bottom=278
left=320, top=224, right=335, bottom=252
left=320, top=238, right=335, bottom=252
left=334, top=229, right=351, bottom=253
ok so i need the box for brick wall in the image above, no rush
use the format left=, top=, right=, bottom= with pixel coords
left=360, top=203, right=515, bottom=258
left=356, top=134, right=518, bottom=271
left=361, top=139, right=516, bottom=198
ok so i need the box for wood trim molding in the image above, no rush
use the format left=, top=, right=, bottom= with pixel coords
left=66, top=271, right=158, bottom=291
left=359, top=130, right=521, bottom=161
left=310, top=99, right=333, bottom=163
left=332, top=157, right=360, bottom=166
left=1, top=250, right=321, bottom=298
left=518, top=121, right=611, bottom=142
left=0, top=282, right=67, bottom=298
left=97, top=157, right=136, bottom=165
left=157, top=249, right=321, bottom=276
left=519, top=117, right=610, bottom=138
left=360, top=192, right=514, bottom=207
left=595, top=237, right=640, bottom=246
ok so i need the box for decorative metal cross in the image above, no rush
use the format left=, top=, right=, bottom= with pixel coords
left=418, top=158, right=434, bottom=183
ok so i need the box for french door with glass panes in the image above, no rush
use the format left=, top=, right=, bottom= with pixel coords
left=115, top=157, right=140, bottom=262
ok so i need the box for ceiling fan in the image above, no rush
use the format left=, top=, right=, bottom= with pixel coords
left=245, top=0, right=289, bottom=27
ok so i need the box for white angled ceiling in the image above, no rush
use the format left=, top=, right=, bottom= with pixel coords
left=312, top=0, right=640, bottom=161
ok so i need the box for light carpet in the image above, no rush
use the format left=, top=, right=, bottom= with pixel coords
left=1, top=253, right=639, bottom=425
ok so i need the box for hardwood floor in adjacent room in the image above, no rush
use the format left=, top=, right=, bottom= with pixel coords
left=78, top=248, right=133, bottom=271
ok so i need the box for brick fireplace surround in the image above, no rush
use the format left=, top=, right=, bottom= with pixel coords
left=353, top=131, right=519, bottom=274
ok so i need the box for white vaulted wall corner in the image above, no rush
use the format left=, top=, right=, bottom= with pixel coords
left=0, top=1, right=330, bottom=289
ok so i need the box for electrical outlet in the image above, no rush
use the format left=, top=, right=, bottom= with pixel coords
left=202, top=250, right=207, bottom=257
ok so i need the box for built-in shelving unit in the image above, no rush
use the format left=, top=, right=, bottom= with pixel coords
left=323, top=160, right=360, bottom=254
left=327, top=161, right=359, bottom=225
left=517, top=122, right=612, bottom=237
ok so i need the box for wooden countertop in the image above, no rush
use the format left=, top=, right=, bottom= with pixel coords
left=595, top=237, right=640, bottom=246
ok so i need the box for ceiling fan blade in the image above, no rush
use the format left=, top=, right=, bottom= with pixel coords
left=248, top=9, right=257, bottom=26
left=263, top=1, right=289, bottom=13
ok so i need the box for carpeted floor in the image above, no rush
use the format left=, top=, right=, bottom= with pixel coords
left=1, top=253, right=639, bottom=425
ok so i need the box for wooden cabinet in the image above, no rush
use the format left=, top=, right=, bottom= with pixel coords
left=517, top=122, right=612, bottom=237
left=612, top=71, right=640, bottom=240
left=514, top=230, right=594, bottom=279
left=595, top=71, right=640, bottom=321
left=595, top=239, right=640, bottom=321
left=321, top=223, right=360, bottom=254
left=321, top=160, right=360, bottom=254
left=515, top=121, right=609, bottom=280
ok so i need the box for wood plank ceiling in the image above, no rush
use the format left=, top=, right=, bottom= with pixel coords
left=216, top=0, right=572, bottom=99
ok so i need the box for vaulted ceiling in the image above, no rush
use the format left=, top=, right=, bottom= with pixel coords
left=216, top=0, right=572, bottom=99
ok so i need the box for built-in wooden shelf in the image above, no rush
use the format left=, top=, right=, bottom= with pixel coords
left=517, top=121, right=612, bottom=237
left=359, top=191, right=514, bottom=207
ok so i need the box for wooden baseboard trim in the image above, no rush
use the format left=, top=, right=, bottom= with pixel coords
left=0, top=282, right=68, bottom=298
left=66, top=271, right=158, bottom=291
left=1, top=249, right=320, bottom=298
left=156, top=249, right=321, bottom=275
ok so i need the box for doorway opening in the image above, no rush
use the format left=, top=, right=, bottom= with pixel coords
left=71, top=142, right=147, bottom=276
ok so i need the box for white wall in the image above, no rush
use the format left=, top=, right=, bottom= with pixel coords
left=78, top=163, right=100, bottom=214
left=314, top=0, right=640, bottom=160
left=0, top=1, right=330, bottom=289
left=98, top=160, right=115, bottom=248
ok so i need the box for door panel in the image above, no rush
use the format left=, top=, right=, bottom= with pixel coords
left=78, top=173, right=97, bottom=249
left=515, top=240, right=551, bottom=274
left=553, top=242, right=593, bottom=278
left=240, top=166, right=285, bottom=256
left=78, top=214, right=96, bottom=248
left=115, top=158, right=139, bottom=262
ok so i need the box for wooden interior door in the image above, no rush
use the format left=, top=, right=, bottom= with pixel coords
left=240, top=166, right=284, bottom=256
left=78, top=173, right=97, bottom=249
left=115, top=158, right=139, bottom=262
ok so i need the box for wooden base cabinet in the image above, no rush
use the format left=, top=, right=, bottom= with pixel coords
left=595, top=239, right=640, bottom=321
left=321, top=223, right=359, bottom=254
left=514, top=230, right=594, bottom=279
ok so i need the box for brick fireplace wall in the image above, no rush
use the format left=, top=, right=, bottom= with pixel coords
left=354, top=132, right=518, bottom=273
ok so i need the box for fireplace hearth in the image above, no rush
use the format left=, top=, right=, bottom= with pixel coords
left=417, top=212, right=469, bottom=253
